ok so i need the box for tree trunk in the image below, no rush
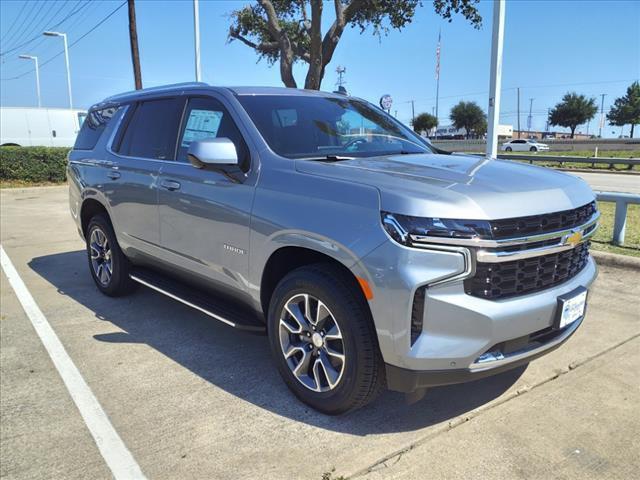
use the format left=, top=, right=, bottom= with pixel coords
left=304, top=0, right=323, bottom=90
left=570, top=125, right=576, bottom=139
left=631, top=124, right=635, bottom=138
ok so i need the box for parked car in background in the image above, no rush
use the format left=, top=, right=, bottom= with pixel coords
left=0, top=107, right=87, bottom=147
left=68, top=83, right=598, bottom=414
left=501, top=139, right=550, bottom=152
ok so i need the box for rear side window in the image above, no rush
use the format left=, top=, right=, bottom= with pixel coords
left=116, top=98, right=183, bottom=160
left=74, top=106, right=117, bottom=150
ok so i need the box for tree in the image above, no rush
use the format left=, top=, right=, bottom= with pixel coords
left=607, top=81, right=640, bottom=138
left=549, top=92, right=598, bottom=139
left=449, top=101, right=486, bottom=138
left=412, top=112, right=438, bottom=134
left=227, top=0, right=482, bottom=90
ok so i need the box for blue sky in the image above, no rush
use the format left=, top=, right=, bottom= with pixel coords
left=1, top=0, right=638, bottom=137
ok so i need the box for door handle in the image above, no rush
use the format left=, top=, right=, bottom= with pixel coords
left=160, top=179, right=181, bottom=191
left=107, top=170, right=121, bottom=180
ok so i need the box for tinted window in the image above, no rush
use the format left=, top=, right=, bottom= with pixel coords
left=237, top=95, right=431, bottom=159
left=177, top=97, right=250, bottom=171
left=117, top=98, right=183, bottom=160
left=73, top=106, right=117, bottom=150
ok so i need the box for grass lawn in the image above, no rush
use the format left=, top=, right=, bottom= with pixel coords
left=0, top=180, right=65, bottom=188
left=591, top=201, right=640, bottom=257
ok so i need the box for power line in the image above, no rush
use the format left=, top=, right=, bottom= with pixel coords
left=0, top=1, right=29, bottom=43
left=1, top=1, right=127, bottom=82
left=1, top=0, right=91, bottom=58
left=1, top=0, right=41, bottom=49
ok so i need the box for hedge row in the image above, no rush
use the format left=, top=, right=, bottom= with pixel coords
left=0, top=146, right=70, bottom=183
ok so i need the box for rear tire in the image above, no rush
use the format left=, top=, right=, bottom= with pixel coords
left=86, top=214, right=136, bottom=296
left=267, top=264, right=384, bottom=414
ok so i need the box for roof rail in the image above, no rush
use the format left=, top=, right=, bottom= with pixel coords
left=104, top=82, right=209, bottom=102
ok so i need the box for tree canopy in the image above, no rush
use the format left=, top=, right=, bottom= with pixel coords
left=549, top=92, right=598, bottom=139
left=227, top=0, right=482, bottom=90
left=412, top=112, right=438, bottom=133
left=607, top=81, right=640, bottom=138
left=449, top=101, right=486, bottom=138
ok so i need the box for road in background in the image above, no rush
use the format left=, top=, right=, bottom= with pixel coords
left=567, top=171, right=639, bottom=194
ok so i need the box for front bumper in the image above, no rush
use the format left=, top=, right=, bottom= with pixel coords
left=385, top=310, right=584, bottom=392
left=358, top=240, right=598, bottom=392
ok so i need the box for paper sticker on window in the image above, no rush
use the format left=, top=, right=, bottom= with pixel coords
left=181, top=109, right=223, bottom=147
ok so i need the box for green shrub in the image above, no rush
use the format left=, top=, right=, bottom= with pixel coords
left=0, top=146, right=70, bottom=183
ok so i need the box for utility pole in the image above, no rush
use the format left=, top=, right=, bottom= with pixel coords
left=598, top=93, right=606, bottom=137
left=545, top=107, right=550, bottom=132
left=18, top=55, right=41, bottom=107
left=335, top=65, right=346, bottom=88
left=127, top=0, right=142, bottom=90
left=527, top=98, right=534, bottom=133
left=411, top=100, right=415, bottom=126
left=193, top=0, right=201, bottom=81
left=516, top=87, right=521, bottom=138
left=43, top=31, right=72, bottom=109
left=485, top=0, right=505, bottom=159
left=434, top=29, right=441, bottom=139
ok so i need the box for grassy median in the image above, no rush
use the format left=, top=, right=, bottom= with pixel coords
left=591, top=201, right=640, bottom=257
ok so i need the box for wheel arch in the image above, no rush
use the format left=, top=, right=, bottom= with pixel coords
left=259, top=245, right=373, bottom=322
left=80, top=197, right=111, bottom=237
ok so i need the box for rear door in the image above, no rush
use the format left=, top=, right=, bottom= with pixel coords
left=156, top=95, right=256, bottom=297
left=106, top=97, right=184, bottom=258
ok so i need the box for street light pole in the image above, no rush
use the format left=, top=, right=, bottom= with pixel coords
left=193, top=0, right=202, bottom=82
left=486, top=0, right=505, bottom=159
left=43, top=31, right=73, bottom=109
left=18, top=55, right=41, bottom=107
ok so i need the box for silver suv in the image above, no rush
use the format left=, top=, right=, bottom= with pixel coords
left=68, top=83, right=598, bottom=414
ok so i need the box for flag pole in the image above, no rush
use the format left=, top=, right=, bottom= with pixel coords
left=434, top=29, right=441, bottom=139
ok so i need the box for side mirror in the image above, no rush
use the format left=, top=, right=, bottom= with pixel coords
left=187, top=138, right=238, bottom=169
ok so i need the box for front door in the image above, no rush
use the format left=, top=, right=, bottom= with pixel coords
left=157, top=95, right=256, bottom=297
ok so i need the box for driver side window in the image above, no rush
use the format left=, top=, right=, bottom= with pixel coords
left=177, top=97, right=250, bottom=172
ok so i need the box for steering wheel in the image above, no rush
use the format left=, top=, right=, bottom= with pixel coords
left=343, top=136, right=368, bottom=150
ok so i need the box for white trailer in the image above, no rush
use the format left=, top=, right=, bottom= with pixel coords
left=0, top=107, right=87, bottom=147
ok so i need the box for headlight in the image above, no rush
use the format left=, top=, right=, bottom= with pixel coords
left=381, top=211, right=492, bottom=247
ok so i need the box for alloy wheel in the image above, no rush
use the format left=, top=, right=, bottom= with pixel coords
left=89, top=227, right=113, bottom=286
left=278, top=293, right=345, bottom=392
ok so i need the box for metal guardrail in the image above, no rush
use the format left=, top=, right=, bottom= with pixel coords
left=460, top=153, right=640, bottom=168
left=595, top=191, right=640, bottom=246
left=497, top=153, right=639, bottom=168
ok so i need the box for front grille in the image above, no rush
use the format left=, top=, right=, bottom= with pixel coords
left=465, top=242, right=591, bottom=300
left=489, top=201, right=596, bottom=239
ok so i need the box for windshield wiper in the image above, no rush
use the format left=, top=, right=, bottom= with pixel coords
left=303, top=155, right=355, bottom=162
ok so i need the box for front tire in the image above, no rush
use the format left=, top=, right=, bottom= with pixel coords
left=530, top=146, right=537, bottom=152
left=267, top=264, right=384, bottom=414
left=86, top=214, right=135, bottom=296
left=505, top=146, right=512, bottom=152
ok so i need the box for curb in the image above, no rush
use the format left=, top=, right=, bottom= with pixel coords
left=591, top=250, right=640, bottom=270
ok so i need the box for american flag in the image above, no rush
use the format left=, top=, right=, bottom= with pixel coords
left=435, top=30, right=441, bottom=80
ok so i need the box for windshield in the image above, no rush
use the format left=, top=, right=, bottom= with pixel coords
left=236, top=94, right=432, bottom=159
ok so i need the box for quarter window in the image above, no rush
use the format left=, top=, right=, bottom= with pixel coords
left=117, top=98, right=183, bottom=160
left=73, top=106, right=117, bottom=150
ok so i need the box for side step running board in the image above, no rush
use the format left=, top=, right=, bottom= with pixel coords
left=130, top=268, right=266, bottom=333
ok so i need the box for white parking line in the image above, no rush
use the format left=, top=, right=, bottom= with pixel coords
left=0, top=246, right=146, bottom=480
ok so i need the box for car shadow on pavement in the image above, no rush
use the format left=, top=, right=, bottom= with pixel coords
left=29, top=250, right=525, bottom=435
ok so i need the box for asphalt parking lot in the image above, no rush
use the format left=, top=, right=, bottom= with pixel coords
left=1, top=186, right=639, bottom=480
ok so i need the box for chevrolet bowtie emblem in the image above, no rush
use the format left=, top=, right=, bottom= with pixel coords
left=565, top=230, right=583, bottom=247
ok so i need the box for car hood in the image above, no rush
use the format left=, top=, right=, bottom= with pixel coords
left=295, top=153, right=595, bottom=219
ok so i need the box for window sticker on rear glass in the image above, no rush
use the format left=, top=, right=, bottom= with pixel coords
left=181, top=109, right=223, bottom=147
